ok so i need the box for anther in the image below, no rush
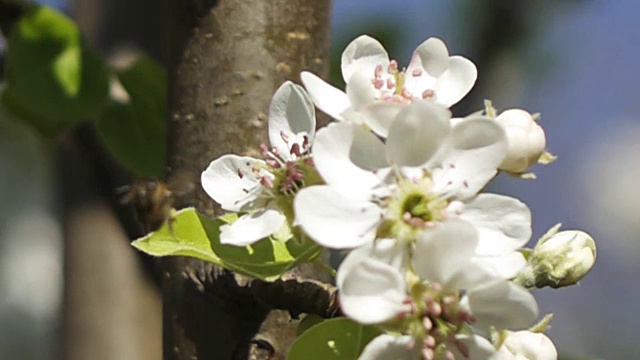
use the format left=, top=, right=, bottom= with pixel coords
left=374, top=64, right=383, bottom=78
left=412, top=69, right=423, bottom=77
left=424, top=335, right=436, bottom=349
left=428, top=302, right=442, bottom=317
left=259, top=143, right=270, bottom=156
left=372, top=78, right=385, bottom=89
left=421, top=348, right=435, bottom=360
left=260, top=176, right=274, bottom=189
left=422, top=89, right=435, bottom=99
left=387, top=78, right=395, bottom=89
left=422, top=317, right=433, bottom=331
left=388, top=60, right=398, bottom=73
left=290, top=143, right=301, bottom=157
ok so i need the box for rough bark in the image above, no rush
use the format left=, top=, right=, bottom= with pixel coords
left=163, top=1, right=332, bottom=359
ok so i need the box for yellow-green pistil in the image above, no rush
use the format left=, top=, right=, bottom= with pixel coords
left=377, top=176, right=449, bottom=241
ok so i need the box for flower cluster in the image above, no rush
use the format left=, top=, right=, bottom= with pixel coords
left=201, top=35, right=596, bottom=359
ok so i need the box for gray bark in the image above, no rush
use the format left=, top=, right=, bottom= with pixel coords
left=163, top=1, right=332, bottom=359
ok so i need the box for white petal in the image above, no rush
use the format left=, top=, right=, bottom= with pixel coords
left=341, top=35, right=390, bottom=83
left=430, top=117, right=507, bottom=200
left=404, top=38, right=448, bottom=96
left=464, top=281, right=538, bottom=330
left=408, top=37, right=449, bottom=77
left=452, top=335, right=498, bottom=360
left=220, top=209, right=286, bottom=246
left=460, top=194, right=532, bottom=256
left=413, top=220, right=478, bottom=287
left=358, top=335, right=420, bottom=360
left=473, top=252, right=527, bottom=279
left=294, top=186, right=382, bottom=249
left=500, top=331, right=558, bottom=360
left=300, top=71, right=350, bottom=121
left=339, top=259, right=408, bottom=324
left=386, top=101, right=451, bottom=167
left=359, top=102, right=405, bottom=138
left=313, top=122, right=387, bottom=193
left=268, top=81, right=316, bottom=158
left=446, top=260, right=500, bottom=292
left=201, top=155, right=267, bottom=211
left=345, top=69, right=377, bottom=110
left=337, top=238, right=409, bottom=290
left=432, top=56, right=478, bottom=107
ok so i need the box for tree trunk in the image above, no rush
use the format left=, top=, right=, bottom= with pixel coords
left=163, top=1, right=332, bottom=359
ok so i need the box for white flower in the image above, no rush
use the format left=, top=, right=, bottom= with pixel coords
left=358, top=335, right=420, bottom=360
left=200, top=81, right=320, bottom=246
left=359, top=334, right=499, bottom=360
left=339, top=221, right=538, bottom=358
left=295, top=100, right=530, bottom=277
left=301, top=35, right=477, bottom=136
left=495, top=331, right=557, bottom=360
left=494, top=109, right=546, bottom=173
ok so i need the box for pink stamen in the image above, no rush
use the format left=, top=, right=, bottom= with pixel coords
left=412, top=69, right=423, bottom=77
left=422, top=317, right=433, bottom=332
left=260, top=176, right=274, bottom=189
left=372, top=78, right=384, bottom=89
left=421, top=348, right=435, bottom=360
left=266, top=159, right=280, bottom=168
left=424, top=335, right=436, bottom=349
left=422, top=89, right=435, bottom=99
left=402, top=88, right=413, bottom=100
left=388, top=60, right=398, bottom=73
left=386, top=78, right=395, bottom=89
left=290, top=143, right=301, bottom=157
left=374, top=64, right=383, bottom=78
left=259, top=143, right=270, bottom=156
left=237, top=169, right=244, bottom=179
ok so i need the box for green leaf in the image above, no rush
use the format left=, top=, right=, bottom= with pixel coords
left=296, top=314, right=325, bottom=337
left=131, top=208, right=222, bottom=263
left=2, top=5, right=109, bottom=137
left=288, top=318, right=382, bottom=360
left=132, top=208, right=322, bottom=281
left=95, top=55, right=167, bottom=177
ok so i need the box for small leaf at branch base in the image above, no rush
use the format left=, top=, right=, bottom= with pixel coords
left=288, top=318, right=382, bottom=360
left=132, top=208, right=322, bottom=281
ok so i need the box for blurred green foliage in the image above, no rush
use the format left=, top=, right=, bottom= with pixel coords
left=2, top=6, right=109, bottom=137
left=96, top=55, right=166, bottom=178
left=1, top=3, right=167, bottom=178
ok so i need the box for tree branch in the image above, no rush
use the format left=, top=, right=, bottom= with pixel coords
left=162, top=0, right=332, bottom=358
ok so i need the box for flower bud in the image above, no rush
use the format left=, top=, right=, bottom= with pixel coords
left=496, top=331, right=558, bottom=360
left=495, top=109, right=546, bottom=173
left=532, top=230, right=597, bottom=288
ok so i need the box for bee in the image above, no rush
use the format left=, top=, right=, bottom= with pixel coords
left=118, top=177, right=176, bottom=234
